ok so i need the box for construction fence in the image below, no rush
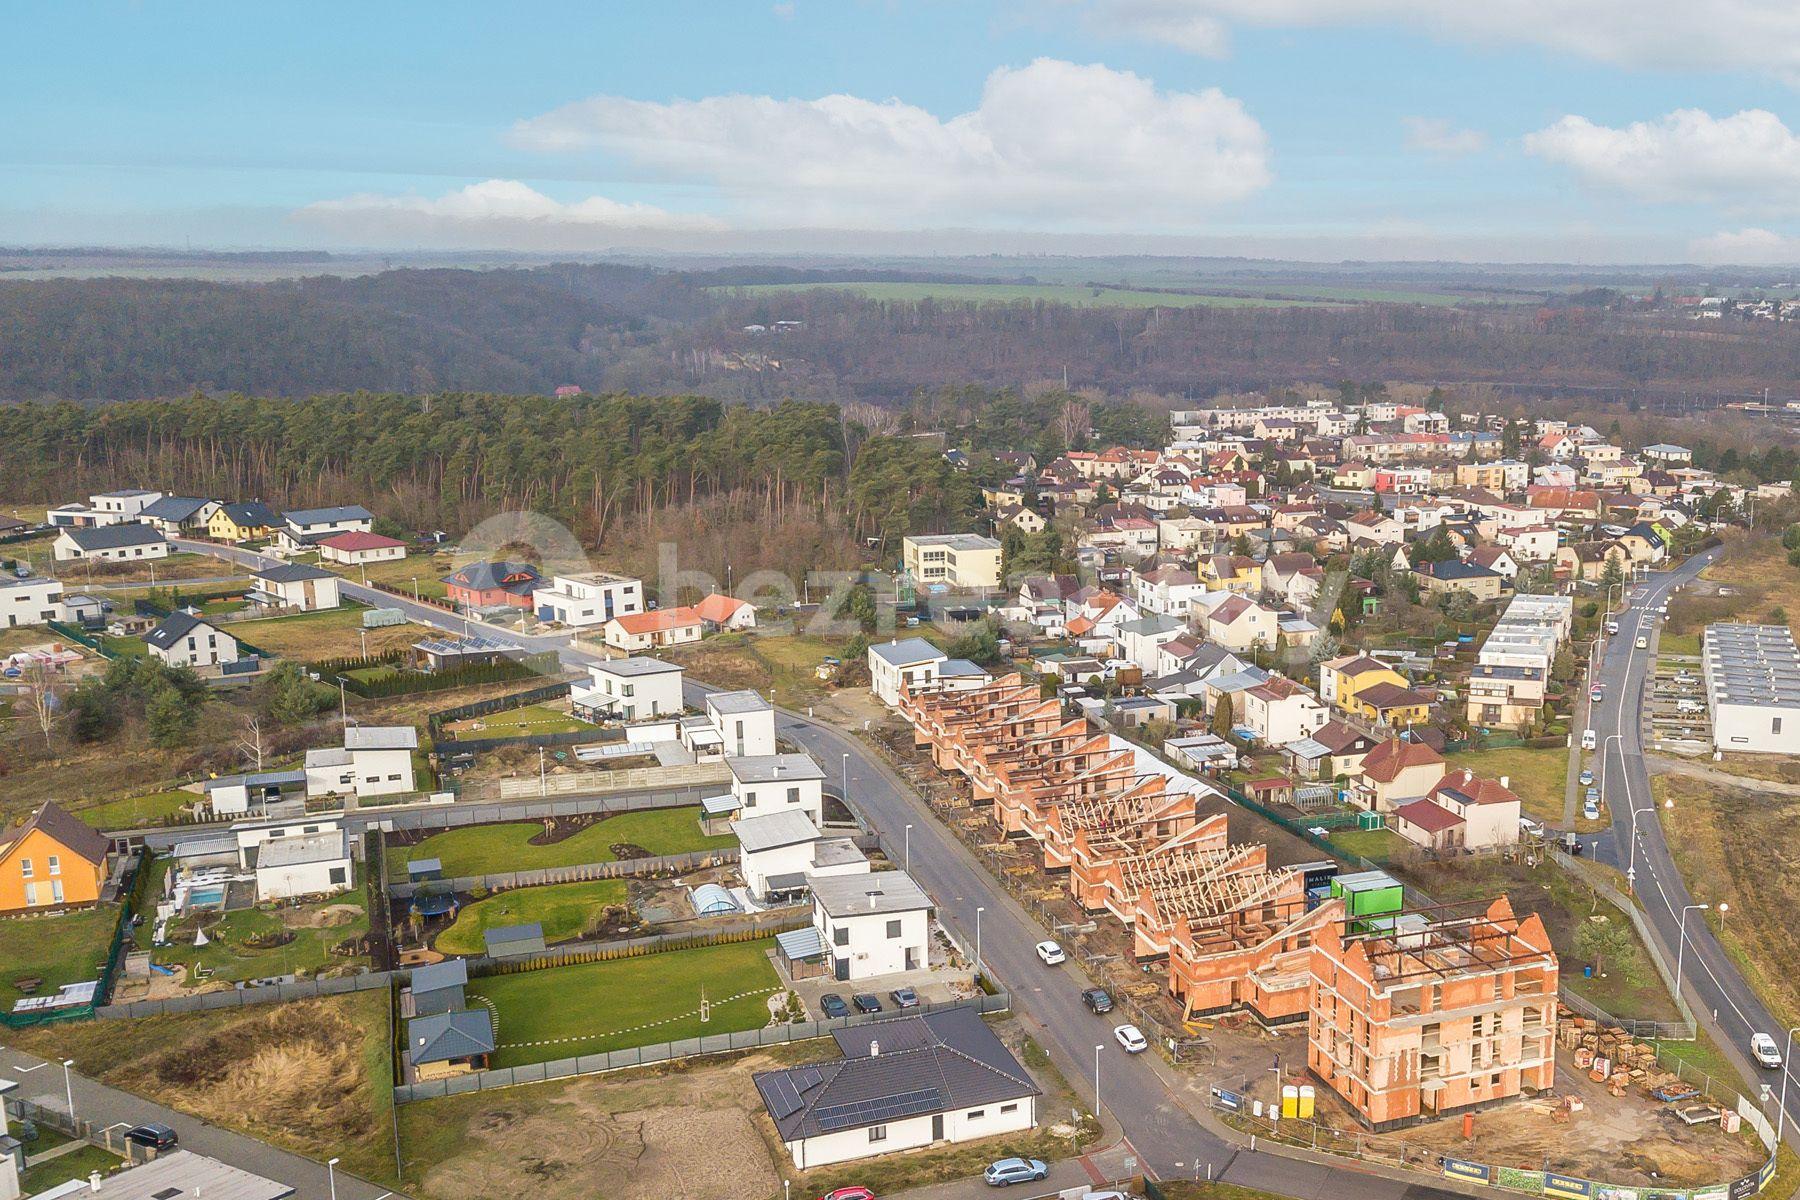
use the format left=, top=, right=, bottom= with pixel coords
left=1552, top=848, right=1698, bottom=1040
left=393, top=991, right=1012, bottom=1104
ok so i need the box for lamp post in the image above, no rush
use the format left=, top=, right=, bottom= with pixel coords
left=327, top=1156, right=340, bottom=1200
left=1777, top=1026, right=1800, bottom=1143
left=61, top=1059, right=75, bottom=1124
left=975, top=906, right=985, bottom=971
left=1718, top=901, right=1729, bottom=940
left=905, top=824, right=913, bottom=873
left=1675, top=903, right=1709, bottom=1014
left=1095, top=1043, right=1104, bottom=1118
left=841, top=753, right=849, bottom=804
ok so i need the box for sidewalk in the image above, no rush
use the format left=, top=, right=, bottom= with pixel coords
left=888, top=1141, right=1140, bottom=1200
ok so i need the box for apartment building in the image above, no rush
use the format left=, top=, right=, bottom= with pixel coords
left=1466, top=594, right=1573, bottom=730
left=902, top=533, right=1003, bottom=592
left=1308, top=897, right=1557, bottom=1128
left=1704, top=623, right=1800, bottom=754
left=531, top=570, right=645, bottom=628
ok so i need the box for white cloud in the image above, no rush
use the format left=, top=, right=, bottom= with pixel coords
left=1689, top=227, right=1800, bottom=263
left=295, top=179, right=725, bottom=245
left=771, top=1, right=796, bottom=18
left=1401, top=116, right=1487, bottom=157
left=1075, top=0, right=1800, bottom=80
left=506, top=58, right=1270, bottom=229
left=1523, top=108, right=1800, bottom=204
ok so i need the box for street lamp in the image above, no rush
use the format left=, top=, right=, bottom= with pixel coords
left=1718, top=901, right=1730, bottom=939
left=327, top=1156, right=340, bottom=1200
left=1095, top=1044, right=1104, bottom=1117
left=61, top=1059, right=75, bottom=1124
left=905, top=824, right=913, bottom=873
left=1675, top=904, right=1709, bottom=1013
left=841, top=753, right=849, bottom=804
left=975, top=906, right=985, bottom=970
left=1777, top=1027, right=1800, bottom=1142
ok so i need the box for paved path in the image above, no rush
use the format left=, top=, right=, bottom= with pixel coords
left=0, top=1045, right=403, bottom=1200
left=1644, top=755, right=1796, bottom=797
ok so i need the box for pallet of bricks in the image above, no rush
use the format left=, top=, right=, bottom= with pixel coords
left=1556, top=1004, right=1684, bottom=1100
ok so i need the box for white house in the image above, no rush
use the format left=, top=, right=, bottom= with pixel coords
left=532, top=570, right=644, bottom=628
left=282, top=505, right=374, bottom=540
left=728, top=753, right=826, bottom=825
left=235, top=818, right=353, bottom=901
left=707, top=690, right=777, bottom=756
left=304, top=725, right=417, bottom=797
left=1239, top=676, right=1329, bottom=748
left=1115, top=614, right=1187, bottom=674
left=53, top=523, right=171, bottom=563
left=250, top=563, right=342, bottom=611
left=810, top=869, right=932, bottom=981
left=572, top=656, right=685, bottom=721
left=755, top=1008, right=1039, bottom=1171
left=868, top=637, right=947, bottom=707
left=601, top=608, right=703, bottom=652
left=138, top=495, right=221, bottom=536
left=317, top=531, right=408, bottom=566
left=732, top=809, right=868, bottom=901
left=202, top=768, right=307, bottom=818
left=144, top=612, right=239, bottom=668
left=89, top=488, right=163, bottom=519
left=0, top=576, right=65, bottom=627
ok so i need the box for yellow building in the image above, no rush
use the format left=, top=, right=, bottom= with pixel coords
left=902, top=533, right=1004, bottom=591
left=207, top=501, right=280, bottom=543
left=0, top=802, right=111, bottom=913
left=1318, top=654, right=1409, bottom=713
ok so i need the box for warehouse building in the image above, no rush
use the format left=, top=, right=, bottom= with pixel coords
left=1704, top=623, right=1800, bottom=755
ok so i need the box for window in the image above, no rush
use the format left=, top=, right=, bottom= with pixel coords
left=833, top=928, right=849, bottom=947
left=47, top=855, right=60, bottom=877
left=328, top=867, right=347, bottom=886
left=22, top=882, right=38, bottom=905
left=51, top=879, right=63, bottom=904
left=967, top=1109, right=985, bottom=1120
left=867, top=1125, right=887, bottom=1143
left=886, top=919, right=902, bottom=939
left=18, top=857, right=32, bottom=878
left=1000, top=1103, right=1019, bottom=1114
left=787, top=786, right=800, bottom=805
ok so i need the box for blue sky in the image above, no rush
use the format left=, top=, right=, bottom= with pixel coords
left=6, top=1, right=1800, bottom=262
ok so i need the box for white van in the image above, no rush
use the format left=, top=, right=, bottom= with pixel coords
left=1676, top=699, right=1705, bottom=716
left=1581, top=729, right=1597, bottom=751
left=1605, top=620, right=1620, bottom=635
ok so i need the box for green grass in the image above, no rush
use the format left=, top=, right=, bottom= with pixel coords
left=1327, top=826, right=1406, bottom=861
left=445, top=702, right=596, bottom=737
left=345, top=664, right=398, bottom=684
left=1448, top=745, right=1570, bottom=825
left=76, top=788, right=194, bottom=829
left=1660, top=631, right=1702, bottom=656
left=0, top=906, right=120, bottom=1008
left=99, top=634, right=147, bottom=658
left=389, top=808, right=734, bottom=881
left=712, top=280, right=1336, bottom=308
left=467, top=937, right=782, bottom=1066
left=199, top=596, right=249, bottom=615
left=19, top=1144, right=124, bottom=1194
left=154, top=888, right=370, bottom=983
left=436, top=879, right=629, bottom=956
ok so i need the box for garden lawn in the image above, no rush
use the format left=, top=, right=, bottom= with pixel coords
left=389, top=808, right=734, bottom=881
left=99, top=635, right=147, bottom=658
left=445, top=703, right=596, bottom=737
left=1447, top=745, right=1569, bottom=825
left=228, top=604, right=428, bottom=660
left=77, top=788, right=195, bottom=830
left=436, top=879, right=629, bottom=956
left=0, top=905, right=120, bottom=1008
left=157, top=890, right=370, bottom=983
left=19, top=1145, right=124, bottom=1195
left=466, top=937, right=782, bottom=1067
left=1327, top=826, right=1406, bottom=863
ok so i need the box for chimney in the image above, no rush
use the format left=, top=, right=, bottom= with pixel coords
left=870, top=1039, right=880, bottom=1057
left=90, top=1172, right=103, bottom=1192
left=1499, top=775, right=1510, bottom=789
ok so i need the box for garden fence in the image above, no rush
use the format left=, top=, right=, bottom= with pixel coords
left=368, top=784, right=722, bottom=834
left=95, top=968, right=400, bottom=1020
left=392, top=991, right=1012, bottom=1103
left=468, top=913, right=810, bottom=976
left=0, top=849, right=146, bottom=1028
left=428, top=680, right=577, bottom=739
left=386, top=848, right=739, bottom=900
left=495, top=762, right=731, bottom=799
left=1551, top=847, right=1698, bottom=1039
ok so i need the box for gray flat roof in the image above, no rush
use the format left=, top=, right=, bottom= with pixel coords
left=344, top=724, right=418, bottom=751
left=1705, top=622, right=1800, bottom=708
left=732, top=809, right=821, bottom=852
left=809, top=870, right=932, bottom=918
left=728, top=753, right=825, bottom=784
left=708, top=688, right=772, bottom=713
left=596, top=656, right=683, bottom=677
left=256, top=829, right=347, bottom=869
left=42, top=1149, right=294, bottom=1200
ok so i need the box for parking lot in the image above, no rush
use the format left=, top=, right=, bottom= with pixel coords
left=1646, top=655, right=1713, bottom=754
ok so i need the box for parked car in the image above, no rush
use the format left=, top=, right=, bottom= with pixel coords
left=1519, top=816, right=1545, bottom=839
left=890, top=986, right=919, bottom=1009
left=1578, top=769, right=1594, bottom=786
left=1752, top=1033, right=1783, bottom=1069
left=1585, top=786, right=1600, bottom=803
left=1081, top=987, right=1115, bottom=1015
left=1605, top=620, right=1620, bottom=634
left=1636, top=635, right=1649, bottom=649
left=1114, top=1023, right=1149, bottom=1053
left=1589, top=685, right=1606, bottom=703
left=984, top=1158, right=1050, bottom=1187
left=1583, top=798, right=1601, bottom=821
left=123, top=1124, right=179, bottom=1153
left=1581, top=728, right=1597, bottom=750
left=820, top=1189, right=877, bottom=1200
left=819, top=993, right=850, bottom=1019
left=1035, top=940, right=1066, bottom=966
left=852, top=993, right=883, bottom=1014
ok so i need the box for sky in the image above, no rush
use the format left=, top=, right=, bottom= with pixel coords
left=5, top=1, right=1800, bottom=264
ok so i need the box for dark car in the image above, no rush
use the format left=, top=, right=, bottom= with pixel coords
left=852, top=993, right=883, bottom=1014
left=1081, top=987, right=1114, bottom=1015
left=890, top=986, right=920, bottom=1008
left=124, top=1123, right=179, bottom=1152
left=819, top=993, right=850, bottom=1019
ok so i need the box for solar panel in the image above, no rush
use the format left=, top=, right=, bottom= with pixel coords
left=814, top=1087, right=944, bottom=1132
left=792, top=1066, right=825, bottom=1092
left=764, top=1074, right=804, bottom=1119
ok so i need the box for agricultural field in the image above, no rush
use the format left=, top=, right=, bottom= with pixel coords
left=389, top=809, right=734, bottom=881
left=712, top=280, right=1336, bottom=308
left=4, top=992, right=399, bottom=1187
left=465, top=937, right=783, bottom=1067
left=1447, top=745, right=1569, bottom=825
left=0, top=905, right=120, bottom=1008
left=435, top=879, right=629, bottom=955
left=230, top=604, right=433, bottom=660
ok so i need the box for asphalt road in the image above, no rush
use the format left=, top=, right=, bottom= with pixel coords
left=166, top=539, right=1468, bottom=1198
left=1584, top=548, right=1800, bottom=1144
left=0, top=1045, right=401, bottom=1200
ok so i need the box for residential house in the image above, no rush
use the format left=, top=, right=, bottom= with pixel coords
left=0, top=576, right=65, bottom=627
left=868, top=637, right=949, bottom=707
left=1493, top=524, right=1559, bottom=564
left=442, top=560, right=542, bottom=609
left=1116, top=614, right=1187, bottom=673
left=694, top=591, right=757, bottom=631
left=532, top=571, right=645, bottom=627
left=250, top=563, right=342, bottom=611
left=602, top=607, right=703, bottom=652
left=571, top=656, right=685, bottom=721
left=203, top=768, right=307, bottom=818
left=1346, top=509, right=1404, bottom=547
left=809, top=869, right=931, bottom=981
left=53, top=523, right=170, bottom=562
left=1281, top=720, right=1378, bottom=781
left=240, top=820, right=353, bottom=901
left=705, top=690, right=777, bottom=757
left=1133, top=566, right=1208, bottom=617
left=1352, top=738, right=1447, bottom=813
left=144, top=612, right=239, bottom=668
left=1262, top=553, right=1324, bottom=609
left=207, top=501, right=280, bottom=543
left=1198, top=553, right=1261, bottom=594
left=755, top=1007, right=1038, bottom=1170
left=1555, top=540, right=1629, bottom=583
left=1345, top=681, right=1432, bottom=728
left=318, top=530, right=408, bottom=566
left=1318, top=654, right=1408, bottom=711
left=733, top=809, right=867, bottom=901
left=1392, top=768, right=1521, bottom=851
left=138, top=495, right=220, bottom=536
left=1240, top=676, right=1328, bottom=747
left=996, top=504, right=1046, bottom=534
left=0, top=801, right=110, bottom=912
left=1413, top=559, right=1506, bottom=603
left=1205, top=595, right=1280, bottom=652
left=408, top=1009, right=497, bottom=1081
left=282, top=504, right=374, bottom=542
left=304, top=725, right=418, bottom=797
left=729, top=753, right=826, bottom=825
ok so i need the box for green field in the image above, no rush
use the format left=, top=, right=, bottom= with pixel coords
left=435, top=879, right=629, bottom=956
left=390, top=808, right=735, bottom=880
left=712, top=281, right=1336, bottom=308
left=1327, top=826, right=1407, bottom=862
left=19, top=1145, right=124, bottom=1195
left=0, top=906, right=120, bottom=1007
left=99, top=634, right=147, bottom=658
left=1447, top=745, right=1569, bottom=825
left=466, top=938, right=782, bottom=1067
left=76, top=788, right=195, bottom=830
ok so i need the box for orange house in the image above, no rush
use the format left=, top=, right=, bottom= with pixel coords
left=0, top=802, right=112, bottom=913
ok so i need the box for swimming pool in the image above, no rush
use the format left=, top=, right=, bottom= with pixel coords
left=188, top=885, right=226, bottom=907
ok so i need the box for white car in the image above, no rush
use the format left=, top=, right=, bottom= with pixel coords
left=1114, top=1023, right=1148, bottom=1054
left=1752, top=1033, right=1783, bottom=1070
left=1636, top=636, right=1649, bottom=649
left=1035, top=940, right=1066, bottom=966
left=1581, top=729, right=1597, bottom=751
left=1583, top=798, right=1601, bottom=821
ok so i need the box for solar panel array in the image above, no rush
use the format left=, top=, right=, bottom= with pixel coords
left=764, top=1074, right=805, bottom=1119
left=1705, top=623, right=1800, bottom=707
left=814, top=1086, right=944, bottom=1132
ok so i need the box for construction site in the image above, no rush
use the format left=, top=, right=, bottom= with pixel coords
left=888, top=673, right=1777, bottom=1181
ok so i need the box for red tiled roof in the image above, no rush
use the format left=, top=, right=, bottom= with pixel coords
left=319, top=531, right=406, bottom=552
left=1360, top=737, right=1445, bottom=783
left=1393, top=798, right=1463, bottom=834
